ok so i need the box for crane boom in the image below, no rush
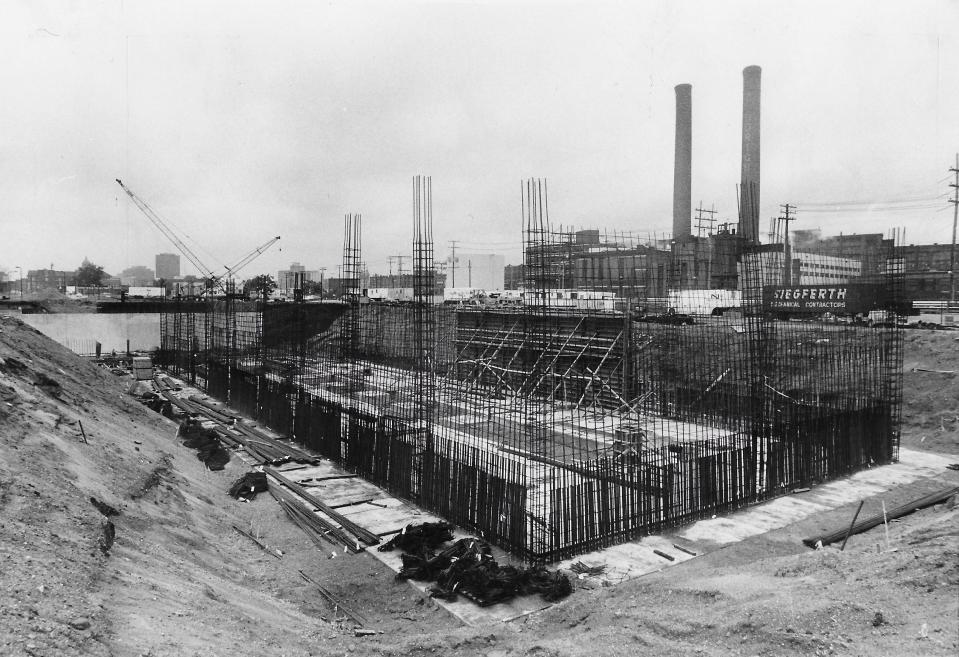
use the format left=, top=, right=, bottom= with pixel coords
left=117, top=178, right=282, bottom=295
left=223, top=235, right=281, bottom=279
left=115, top=179, right=217, bottom=281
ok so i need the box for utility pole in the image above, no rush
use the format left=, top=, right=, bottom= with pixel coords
left=694, top=201, right=717, bottom=238
left=468, top=259, right=472, bottom=288
left=318, top=267, right=326, bottom=299
left=779, top=204, right=797, bottom=285
left=448, top=240, right=458, bottom=287
left=949, top=154, right=958, bottom=304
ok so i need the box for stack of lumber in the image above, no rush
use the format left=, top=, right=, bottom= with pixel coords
left=153, top=385, right=317, bottom=465
left=265, top=466, right=380, bottom=550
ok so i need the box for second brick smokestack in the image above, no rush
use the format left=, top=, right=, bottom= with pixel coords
left=673, top=83, right=692, bottom=240
left=740, top=65, right=761, bottom=243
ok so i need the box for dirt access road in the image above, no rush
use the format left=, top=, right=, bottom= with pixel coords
left=0, top=315, right=955, bottom=657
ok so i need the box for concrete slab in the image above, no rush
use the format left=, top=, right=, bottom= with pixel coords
left=677, top=448, right=954, bottom=545
left=338, top=504, right=428, bottom=529
left=300, top=476, right=387, bottom=504
left=548, top=448, right=956, bottom=590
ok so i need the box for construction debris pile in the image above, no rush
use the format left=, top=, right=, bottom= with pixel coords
left=382, top=522, right=572, bottom=606
left=228, top=472, right=269, bottom=500
left=177, top=417, right=231, bottom=470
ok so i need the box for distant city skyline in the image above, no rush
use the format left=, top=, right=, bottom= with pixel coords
left=1, top=1, right=956, bottom=279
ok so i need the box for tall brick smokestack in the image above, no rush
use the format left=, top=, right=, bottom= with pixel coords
left=673, top=83, right=692, bottom=240
left=740, top=65, right=761, bottom=243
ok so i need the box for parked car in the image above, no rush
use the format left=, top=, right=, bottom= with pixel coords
left=634, top=308, right=695, bottom=325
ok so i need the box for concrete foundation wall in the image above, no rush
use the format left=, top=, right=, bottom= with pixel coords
left=21, top=313, right=160, bottom=354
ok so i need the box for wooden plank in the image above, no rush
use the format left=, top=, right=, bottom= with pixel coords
left=264, top=466, right=381, bottom=546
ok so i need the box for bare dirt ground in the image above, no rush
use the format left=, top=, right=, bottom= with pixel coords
left=901, top=329, right=959, bottom=455
left=0, top=315, right=956, bottom=657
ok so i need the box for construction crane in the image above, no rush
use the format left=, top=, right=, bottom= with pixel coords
left=221, top=235, right=281, bottom=281
left=116, top=179, right=280, bottom=294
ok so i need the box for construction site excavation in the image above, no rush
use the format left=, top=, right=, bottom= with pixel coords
left=3, top=8, right=958, bottom=655
left=156, top=172, right=906, bottom=564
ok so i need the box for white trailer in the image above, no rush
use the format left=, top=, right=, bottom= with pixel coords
left=667, top=289, right=742, bottom=316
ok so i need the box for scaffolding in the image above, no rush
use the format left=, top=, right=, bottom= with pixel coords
left=157, top=181, right=904, bottom=563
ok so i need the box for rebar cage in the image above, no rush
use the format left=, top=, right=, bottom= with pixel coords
left=157, top=180, right=904, bottom=563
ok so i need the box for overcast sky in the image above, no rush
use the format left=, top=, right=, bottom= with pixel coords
left=1, top=0, right=957, bottom=280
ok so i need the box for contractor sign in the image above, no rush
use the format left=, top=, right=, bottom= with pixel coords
left=761, top=283, right=889, bottom=314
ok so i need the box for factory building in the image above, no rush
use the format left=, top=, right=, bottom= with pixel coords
left=741, top=245, right=862, bottom=288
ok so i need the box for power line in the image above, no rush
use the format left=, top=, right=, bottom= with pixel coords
left=801, top=202, right=945, bottom=211
left=455, top=240, right=518, bottom=246
left=801, top=203, right=946, bottom=214
left=798, top=195, right=945, bottom=207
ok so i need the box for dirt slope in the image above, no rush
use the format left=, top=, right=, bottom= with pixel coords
left=901, top=330, right=959, bottom=454
left=0, top=315, right=455, bottom=657
left=0, top=315, right=956, bottom=657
